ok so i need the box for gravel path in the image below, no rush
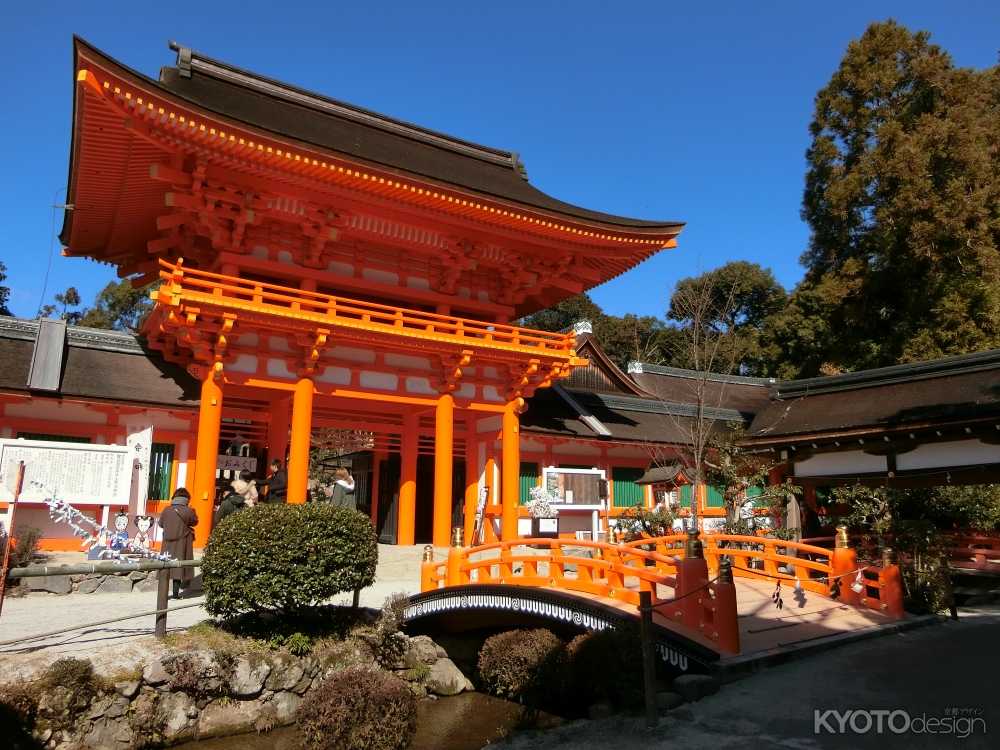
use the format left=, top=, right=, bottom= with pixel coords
left=0, top=544, right=432, bottom=680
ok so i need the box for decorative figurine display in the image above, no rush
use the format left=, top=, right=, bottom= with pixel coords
left=133, top=515, right=154, bottom=551
left=32, top=480, right=173, bottom=561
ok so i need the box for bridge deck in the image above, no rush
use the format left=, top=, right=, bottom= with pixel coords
left=733, top=578, right=896, bottom=655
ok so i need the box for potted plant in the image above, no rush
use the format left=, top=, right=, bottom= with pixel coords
left=526, top=486, right=559, bottom=538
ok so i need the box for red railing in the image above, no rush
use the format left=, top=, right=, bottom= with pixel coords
left=421, top=537, right=741, bottom=654
left=155, top=259, right=577, bottom=358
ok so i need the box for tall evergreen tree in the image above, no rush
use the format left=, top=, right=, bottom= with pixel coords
left=766, top=20, right=1000, bottom=377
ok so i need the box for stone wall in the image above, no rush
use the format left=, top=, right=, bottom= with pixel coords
left=21, top=570, right=162, bottom=596
left=19, top=634, right=471, bottom=750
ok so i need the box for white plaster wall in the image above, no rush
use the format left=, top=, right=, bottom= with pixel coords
left=316, top=366, right=351, bottom=385
left=405, top=377, right=434, bottom=395
left=360, top=371, right=398, bottom=391
left=267, top=358, right=295, bottom=379
left=230, top=354, right=259, bottom=374
left=896, top=440, right=1000, bottom=471
left=794, top=449, right=887, bottom=476
left=482, top=386, right=502, bottom=402
left=330, top=345, right=376, bottom=364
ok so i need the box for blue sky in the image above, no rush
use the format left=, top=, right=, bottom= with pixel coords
left=1, top=1, right=998, bottom=320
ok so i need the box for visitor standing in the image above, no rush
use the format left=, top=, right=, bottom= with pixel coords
left=329, top=467, right=356, bottom=510
left=260, top=459, right=288, bottom=503
left=214, top=489, right=248, bottom=526
left=230, top=470, right=258, bottom=507
left=159, top=488, right=198, bottom=599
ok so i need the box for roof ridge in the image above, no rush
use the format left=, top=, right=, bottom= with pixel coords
left=627, top=361, right=776, bottom=386
left=584, top=390, right=749, bottom=423
left=168, top=42, right=522, bottom=174
left=0, top=317, right=144, bottom=355
left=774, top=348, right=1000, bottom=399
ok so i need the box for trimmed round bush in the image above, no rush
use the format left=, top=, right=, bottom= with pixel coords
left=295, top=666, right=416, bottom=750
left=477, top=628, right=563, bottom=701
left=203, top=503, right=377, bottom=619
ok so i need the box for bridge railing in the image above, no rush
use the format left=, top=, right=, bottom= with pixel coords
left=624, top=533, right=836, bottom=595
left=421, top=535, right=742, bottom=654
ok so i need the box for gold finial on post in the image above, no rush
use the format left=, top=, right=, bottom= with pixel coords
left=835, top=525, right=849, bottom=549
left=882, top=546, right=896, bottom=566
left=451, top=526, right=464, bottom=548
left=422, top=545, right=434, bottom=562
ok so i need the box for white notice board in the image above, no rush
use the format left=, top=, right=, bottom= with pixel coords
left=0, top=438, right=132, bottom=506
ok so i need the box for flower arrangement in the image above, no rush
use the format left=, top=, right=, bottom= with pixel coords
left=526, top=486, right=559, bottom=519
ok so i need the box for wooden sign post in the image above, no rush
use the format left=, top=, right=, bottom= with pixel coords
left=0, top=461, right=27, bottom=618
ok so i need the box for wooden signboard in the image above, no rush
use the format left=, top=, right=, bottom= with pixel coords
left=0, top=438, right=132, bottom=506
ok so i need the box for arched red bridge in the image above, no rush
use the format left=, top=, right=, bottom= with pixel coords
left=407, top=532, right=907, bottom=670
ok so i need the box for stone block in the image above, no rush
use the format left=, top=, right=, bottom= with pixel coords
left=24, top=575, right=72, bottom=595
left=264, top=655, right=304, bottom=692
left=229, top=657, right=271, bottom=699
left=198, top=698, right=264, bottom=737
left=142, top=657, right=170, bottom=687
left=98, top=575, right=134, bottom=594
left=135, top=575, right=161, bottom=593
left=271, top=691, right=302, bottom=723
left=77, top=576, right=104, bottom=594
left=403, top=635, right=442, bottom=668
left=424, top=657, right=472, bottom=696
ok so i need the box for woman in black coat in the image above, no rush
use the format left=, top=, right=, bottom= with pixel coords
left=159, top=488, right=198, bottom=598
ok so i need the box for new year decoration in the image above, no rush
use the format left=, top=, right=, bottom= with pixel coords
left=35, top=480, right=173, bottom=561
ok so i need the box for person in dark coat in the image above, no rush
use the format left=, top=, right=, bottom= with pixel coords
left=214, top=490, right=246, bottom=526
left=260, top=459, right=288, bottom=503
left=159, top=487, right=198, bottom=598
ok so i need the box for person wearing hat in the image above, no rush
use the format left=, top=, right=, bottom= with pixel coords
left=159, top=488, right=199, bottom=598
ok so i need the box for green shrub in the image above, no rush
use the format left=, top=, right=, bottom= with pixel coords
left=203, top=503, right=377, bottom=620
left=561, top=626, right=643, bottom=709
left=296, top=667, right=416, bottom=750
left=477, top=628, right=563, bottom=702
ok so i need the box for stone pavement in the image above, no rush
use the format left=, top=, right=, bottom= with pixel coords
left=0, top=544, right=435, bottom=680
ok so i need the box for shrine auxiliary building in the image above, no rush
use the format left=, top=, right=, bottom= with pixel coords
left=0, top=39, right=684, bottom=548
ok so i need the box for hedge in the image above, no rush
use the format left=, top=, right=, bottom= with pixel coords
left=202, top=503, right=377, bottom=620
left=477, top=628, right=563, bottom=702
left=296, top=667, right=416, bottom=750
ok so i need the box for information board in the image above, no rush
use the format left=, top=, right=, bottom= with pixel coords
left=0, top=438, right=132, bottom=506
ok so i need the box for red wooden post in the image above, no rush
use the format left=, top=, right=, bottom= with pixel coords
left=878, top=548, right=905, bottom=619
left=713, top=557, right=741, bottom=654
left=0, top=461, right=26, bottom=619
left=830, top=525, right=860, bottom=605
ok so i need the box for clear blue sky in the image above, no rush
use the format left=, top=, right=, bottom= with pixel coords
left=1, top=1, right=998, bottom=320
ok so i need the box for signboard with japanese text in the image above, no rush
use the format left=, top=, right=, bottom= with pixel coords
left=0, top=438, right=132, bottom=506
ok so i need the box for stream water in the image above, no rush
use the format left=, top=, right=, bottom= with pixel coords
left=172, top=692, right=534, bottom=750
